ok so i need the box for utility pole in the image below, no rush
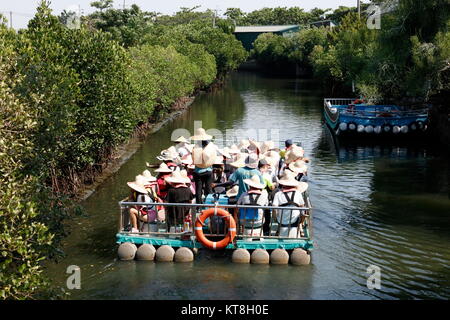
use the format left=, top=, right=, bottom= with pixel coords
left=357, top=0, right=361, bottom=18
left=123, top=0, right=126, bottom=10
left=9, top=11, right=12, bottom=29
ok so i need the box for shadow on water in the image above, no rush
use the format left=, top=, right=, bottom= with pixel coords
left=46, top=71, right=450, bottom=300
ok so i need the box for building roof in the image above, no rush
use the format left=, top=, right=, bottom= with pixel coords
left=309, top=20, right=337, bottom=27
left=234, top=25, right=299, bottom=33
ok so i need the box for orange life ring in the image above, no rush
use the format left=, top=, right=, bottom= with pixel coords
left=195, top=208, right=236, bottom=250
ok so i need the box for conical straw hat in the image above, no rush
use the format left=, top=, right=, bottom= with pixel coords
left=278, top=171, right=301, bottom=187
left=248, top=139, right=260, bottom=152
left=173, top=136, right=190, bottom=143
left=127, top=175, right=149, bottom=194
left=190, top=128, right=213, bottom=141
left=155, top=162, right=173, bottom=173
left=261, top=141, right=276, bottom=154
left=165, top=170, right=191, bottom=184
left=238, top=139, right=250, bottom=150
left=288, top=160, right=308, bottom=174
left=243, top=175, right=265, bottom=189
left=142, top=170, right=157, bottom=182
left=229, top=153, right=246, bottom=168
left=213, top=155, right=224, bottom=165
left=228, top=144, right=240, bottom=154
left=285, top=145, right=304, bottom=164
left=218, top=147, right=231, bottom=159
left=226, top=185, right=239, bottom=197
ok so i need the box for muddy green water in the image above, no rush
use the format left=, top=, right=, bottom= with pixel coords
left=46, top=71, right=450, bottom=300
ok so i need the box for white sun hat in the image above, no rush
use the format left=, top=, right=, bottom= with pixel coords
left=228, top=144, right=241, bottom=154
left=238, top=139, right=250, bottom=150
left=288, top=160, right=308, bottom=174
left=243, top=175, right=265, bottom=189
left=226, top=185, right=239, bottom=197
left=173, top=136, right=190, bottom=143
left=285, top=145, right=305, bottom=164
left=260, top=140, right=276, bottom=154
left=217, top=147, right=231, bottom=159
left=141, top=170, right=157, bottom=182
left=229, top=153, right=246, bottom=168
left=154, top=162, right=173, bottom=173
left=190, top=128, right=213, bottom=141
left=127, top=175, right=149, bottom=194
left=165, top=170, right=191, bottom=184
left=244, top=153, right=259, bottom=169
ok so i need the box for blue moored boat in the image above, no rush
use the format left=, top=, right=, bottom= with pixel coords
left=323, top=98, right=429, bottom=136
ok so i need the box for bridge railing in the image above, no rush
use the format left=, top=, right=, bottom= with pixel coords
left=118, top=197, right=312, bottom=241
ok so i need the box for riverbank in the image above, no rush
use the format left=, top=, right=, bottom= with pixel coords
left=75, top=95, right=196, bottom=201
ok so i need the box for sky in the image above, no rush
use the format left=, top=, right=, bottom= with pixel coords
left=0, top=0, right=361, bottom=29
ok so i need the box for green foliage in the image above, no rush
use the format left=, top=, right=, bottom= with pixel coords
left=251, top=0, right=449, bottom=102
left=87, top=4, right=155, bottom=47
left=145, top=22, right=247, bottom=76
left=0, top=21, right=64, bottom=300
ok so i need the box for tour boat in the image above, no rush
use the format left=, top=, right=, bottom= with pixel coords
left=115, top=192, right=313, bottom=265
left=323, top=98, right=429, bottom=137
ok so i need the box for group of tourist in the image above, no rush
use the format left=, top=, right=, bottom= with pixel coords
left=126, top=127, right=310, bottom=238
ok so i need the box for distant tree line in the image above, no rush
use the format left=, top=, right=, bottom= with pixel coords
left=251, top=0, right=449, bottom=104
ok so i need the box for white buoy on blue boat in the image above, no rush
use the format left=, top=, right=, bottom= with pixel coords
left=364, top=125, right=374, bottom=133
left=393, top=126, right=400, bottom=134
left=401, top=125, right=409, bottom=133
left=410, top=123, right=417, bottom=131
left=232, top=248, right=250, bottom=263
left=348, top=123, right=356, bottom=130
left=136, top=243, right=156, bottom=261
left=155, top=245, right=175, bottom=262
left=357, top=124, right=365, bottom=133
left=118, top=242, right=137, bottom=261
left=250, top=249, right=269, bottom=264
left=174, top=247, right=194, bottom=262
left=270, top=249, right=289, bottom=265
left=383, top=125, right=391, bottom=133
left=290, top=248, right=311, bottom=265
left=374, top=126, right=382, bottom=134
left=339, top=122, right=347, bottom=131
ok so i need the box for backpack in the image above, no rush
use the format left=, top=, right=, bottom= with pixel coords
left=278, top=191, right=300, bottom=227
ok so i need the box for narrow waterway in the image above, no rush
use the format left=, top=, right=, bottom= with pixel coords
left=46, top=71, right=450, bottom=300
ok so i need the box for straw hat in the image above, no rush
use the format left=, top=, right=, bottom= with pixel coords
left=181, top=156, right=193, bottom=166
left=173, top=136, right=190, bottom=143
left=157, top=146, right=179, bottom=161
left=261, top=151, right=279, bottom=168
left=155, top=162, right=173, bottom=173
left=278, top=172, right=308, bottom=193
left=142, top=170, right=157, bottom=182
left=127, top=175, right=148, bottom=194
left=190, top=128, right=213, bottom=141
left=179, top=169, right=191, bottom=183
left=244, top=153, right=259, bottom=169
left=288, top=160, right=308, bottom=174
left=228, top=144, right=240, bottom=154
left=217, top=147, right=231, bottom=159
left=248, top=139, right=260, bottom=152
left=238, top=139, right=250, bottom=150
left=229, top=153, right=246, bottom=168
left=261, top=141, right=276, bottom=154
left=213, top=155, right=224, bottom=166
left=285, top=145, right=305, bottom=164
left=278, top=171, right=300, bottom=187
left=243, top=175, right=265, bottom=189
left=165, top=170, right=191, bottom=184
left=226, top=185, right=239, bottom=197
